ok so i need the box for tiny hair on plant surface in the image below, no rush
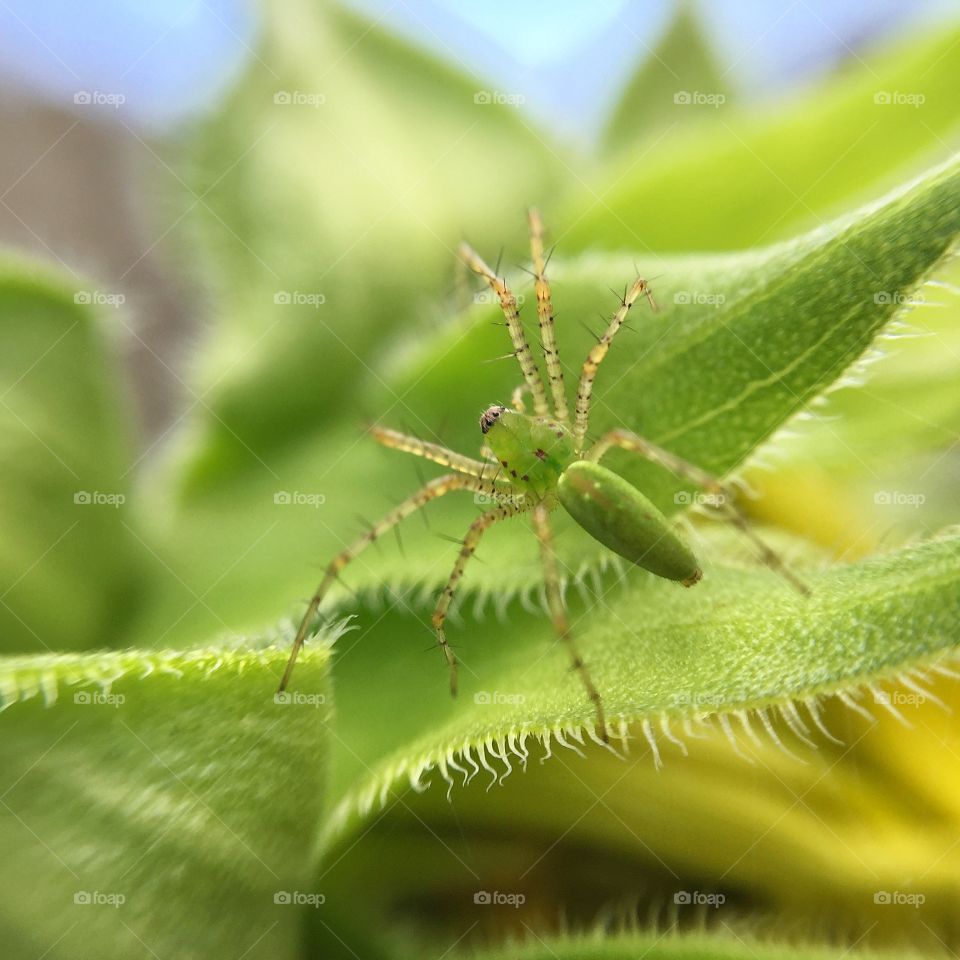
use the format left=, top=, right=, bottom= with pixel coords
left=277, top=209, right=809, bottom=743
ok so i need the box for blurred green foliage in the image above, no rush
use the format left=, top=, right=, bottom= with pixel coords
left=0, top=262, right=140, bottom=652
left=1, top=3, right=960, bottom=959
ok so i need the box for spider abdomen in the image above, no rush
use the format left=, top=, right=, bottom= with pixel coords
left=558, top=460, right=702, bottom=586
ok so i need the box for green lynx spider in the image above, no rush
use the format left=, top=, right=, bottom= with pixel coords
left=278, top=209, right=808, bottom=742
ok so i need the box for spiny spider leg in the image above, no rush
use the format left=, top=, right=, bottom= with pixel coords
left=277, top=473, right=507, bottom=693
left=587, top=429, right=811, bottom=595
left=459, top=242, right=551, bottom=418
left=572, top=277, right=656, bottom=454
left=528, top=208, right=568, bottom=423
left=370, top=425, right=495, bottom=478
left=511, top=383, right=531, bottom=413
left=531, top=502, right=608, bottom=743
left=433, top=500, right=529, bottom=696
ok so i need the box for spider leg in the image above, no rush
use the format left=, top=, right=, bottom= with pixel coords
left=278, top=473, right=506, bottom=693
left=433, top=499, right=528, bottom=696
left=511, top=383, right=530, bottom=413
left=587, top=429, right=810, bottom=596
left=370, top=425, right=496, bottom=479
left=531, top=502, right=607, bottom=742
left=572, top=278, right=655, bottom=454
left=528, top=208, right=568, bottom=422
left=459, top=241, right=550, bottom=417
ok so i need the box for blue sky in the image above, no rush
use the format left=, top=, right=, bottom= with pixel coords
left=0, top=0, right=954, bottom=135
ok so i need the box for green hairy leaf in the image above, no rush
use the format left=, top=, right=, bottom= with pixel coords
left=0, top=632, right=334, bottom=960
left=320, top=533, right=960, bottom=847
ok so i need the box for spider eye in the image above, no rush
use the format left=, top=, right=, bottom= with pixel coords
left=479, top=404, right=505, bottom=434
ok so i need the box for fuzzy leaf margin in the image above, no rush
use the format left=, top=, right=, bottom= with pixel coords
left=318, top=532, right=960, bottom=850
left=0, top=628, right=340, bottom=960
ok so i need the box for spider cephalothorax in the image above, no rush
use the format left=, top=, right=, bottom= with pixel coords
left=482, top=407, right=574, bottom=499
left=278, top=209, right=808, bottom=743
left=478, top=404, right=506, bottom=434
